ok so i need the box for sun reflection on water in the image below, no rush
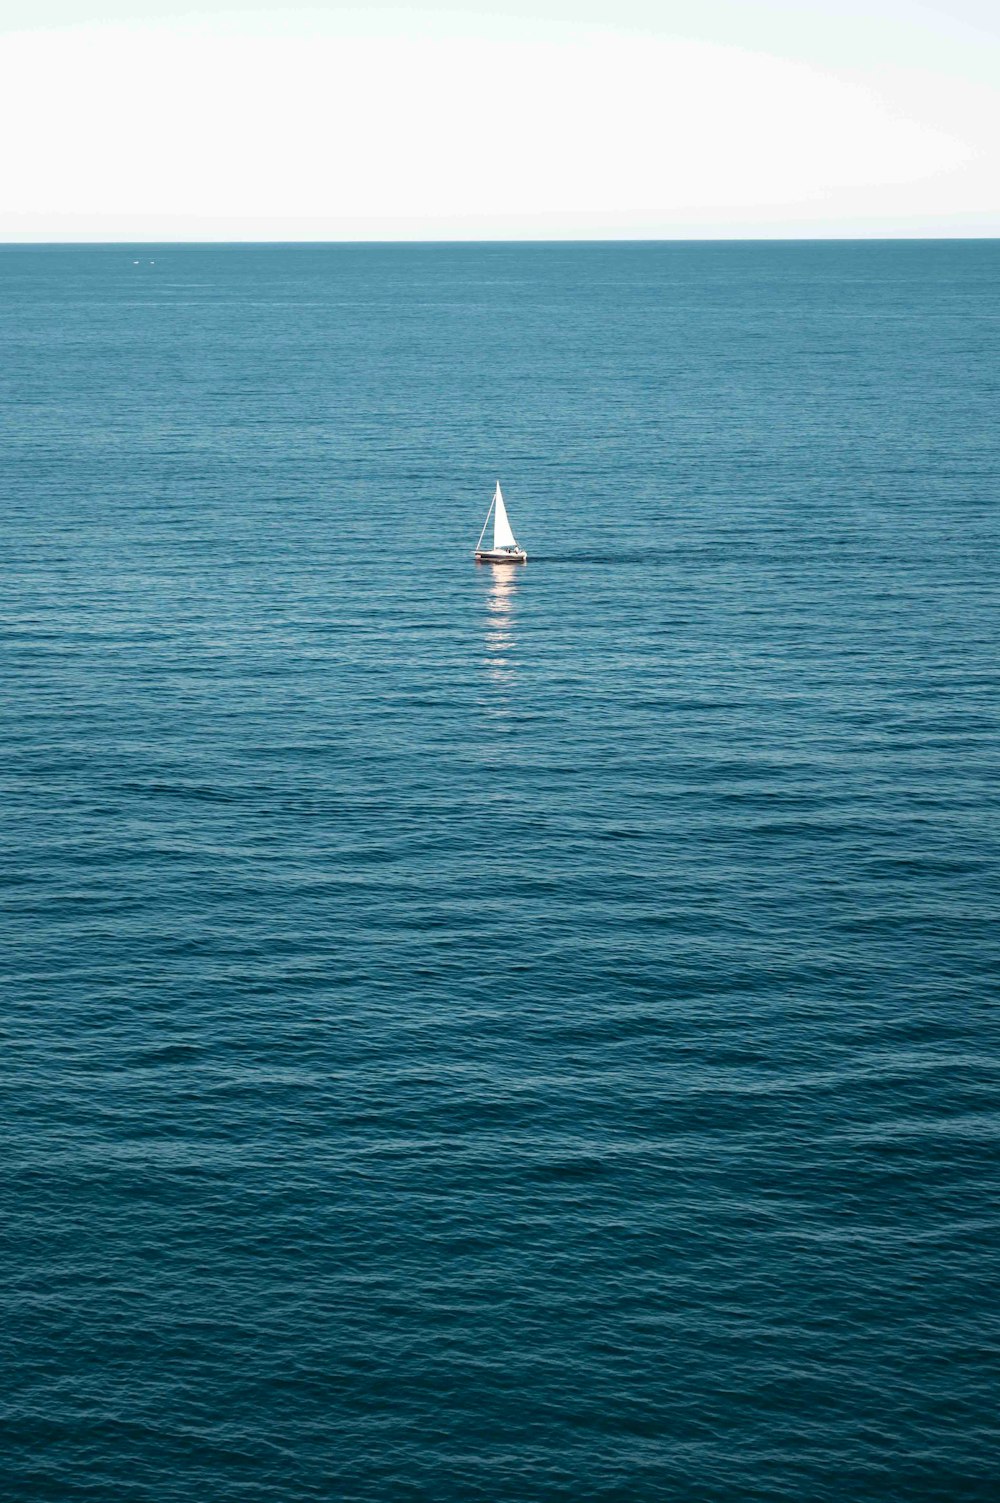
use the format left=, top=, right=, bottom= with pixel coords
left=481, top=562, right=522, bottom=685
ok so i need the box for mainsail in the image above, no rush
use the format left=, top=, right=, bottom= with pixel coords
left=492, top=483, right=516, bottom=550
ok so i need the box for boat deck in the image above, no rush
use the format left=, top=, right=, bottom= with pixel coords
left=475, top=549, right=527, bottom=564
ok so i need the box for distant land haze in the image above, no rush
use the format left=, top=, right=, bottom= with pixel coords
left=0, top=0, right=998, bottom=239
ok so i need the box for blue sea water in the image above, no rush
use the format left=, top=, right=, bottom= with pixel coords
left=2, top=241, right=999, bottom=1501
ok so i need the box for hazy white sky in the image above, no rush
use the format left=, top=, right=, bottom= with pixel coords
left=1, top=0, right=997, bottom=239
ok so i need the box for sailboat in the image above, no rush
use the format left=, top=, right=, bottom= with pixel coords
left=474, top=482, right=527, bottom=564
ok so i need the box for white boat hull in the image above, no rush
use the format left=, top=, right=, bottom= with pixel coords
left=475, top=548, right=527, bottom=564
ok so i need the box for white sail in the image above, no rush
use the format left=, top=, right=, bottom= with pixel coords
left=492, top=483, right=516, bottom=550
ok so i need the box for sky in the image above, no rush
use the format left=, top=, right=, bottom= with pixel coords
left=0, top=0, right=997, bottom=239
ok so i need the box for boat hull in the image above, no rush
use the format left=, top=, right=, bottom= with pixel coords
left=474, top=549, right=527, bottom=564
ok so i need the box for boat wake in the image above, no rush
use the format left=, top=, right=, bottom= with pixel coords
left=527, top=551, right=673, bottom=566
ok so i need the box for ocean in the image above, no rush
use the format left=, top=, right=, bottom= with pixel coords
left=2, top=241, right=998, bottom=1500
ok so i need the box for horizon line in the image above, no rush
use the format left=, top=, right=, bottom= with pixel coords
left=2, top=235, right=999, bottom=248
